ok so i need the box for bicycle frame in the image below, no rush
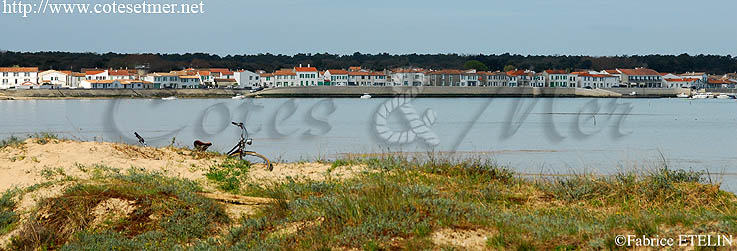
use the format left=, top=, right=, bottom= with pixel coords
left=227, top=122, right=272, bottom=171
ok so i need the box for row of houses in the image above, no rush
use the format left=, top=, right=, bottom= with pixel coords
left=2, top=66, right=737, bottom=90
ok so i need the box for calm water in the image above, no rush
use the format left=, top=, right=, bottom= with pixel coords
left=2, top=97, right=736, bottom=190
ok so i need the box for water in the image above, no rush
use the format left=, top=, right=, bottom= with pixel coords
left=2, top=97, right=736, bottom=190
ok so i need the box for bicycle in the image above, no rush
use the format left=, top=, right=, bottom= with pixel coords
left=226, top=122, right=274, bottom=171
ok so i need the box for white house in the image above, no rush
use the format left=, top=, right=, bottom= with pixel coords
left=260, top=73, right=275, bottom=88
left=80, top=79, right=155, bottom=89
left=664, top=78, right=700, bottom=88
left=143, top=72, right=199, bottom=89
left=273, top=69, right=297, bottom=87
left=0, top=67, right=38, bottom=89
left=71, top=72, right=86, bottom=88
left=234, top=70, right=261, bottom=89
left=483, top=71, right=508, bottom=87
left=544, top=70, right=573, bottom=88
left=390, top=68, right=426, bottom=86
left=108, top=69, right=136, bottom=80
left=324, top=69, right=349, bottom=86
left=38, top=70, right=72, bottom=88
left=295, top=65, right=319, bottom=86
left=85, top=70, right=109, bottom=80
left=574, top=73, right=620, bottom=88
left=460, top=70, right=479, bottom=86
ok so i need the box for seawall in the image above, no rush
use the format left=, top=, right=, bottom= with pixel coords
left=0, top=89, right=250, bottom=99
left=0, top=86, right=693, bottom=99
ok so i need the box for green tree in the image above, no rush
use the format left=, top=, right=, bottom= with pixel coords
left=503, top=65, right=516, bottom=72
left=463, top=60, right=489, bottom=71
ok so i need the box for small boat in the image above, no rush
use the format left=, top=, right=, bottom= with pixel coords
left=360, top=93, right=372, bottom=99
left=676, top=93, right=689, bottom=98
left=691, top=93, right=711, bottom=99
left=716, top=94, right=730, bottom=99
left=629, top=91, right=637, bottom=96
left=232, top=95, right=246, bottom=100
left=161, top=96, right=177, bottom=101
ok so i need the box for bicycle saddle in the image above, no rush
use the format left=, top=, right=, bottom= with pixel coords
left=194, top=140, right=212, bottom=146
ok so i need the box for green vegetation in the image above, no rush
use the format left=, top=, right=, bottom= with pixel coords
left=29, top=132, right=60, bottom=145
left=1, top=157, right=735, bottom=250
left=208, top=156, right=736, bottom=250
left=8, top=167, right=229, bottom=250
left=0, top=189, right=20, bottom=236
left=3, top=51, right=737, bottom=74
left=0, top=136, right=24, bottom=150
left=205, top=158, right=252, bottom=193
left=463, top=60, right=489, bottom=71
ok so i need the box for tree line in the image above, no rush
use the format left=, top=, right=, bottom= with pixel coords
left=1, top=51, right=735, bottom=74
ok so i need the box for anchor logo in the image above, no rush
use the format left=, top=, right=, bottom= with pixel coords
left=374, top=92, right=440, bottom=146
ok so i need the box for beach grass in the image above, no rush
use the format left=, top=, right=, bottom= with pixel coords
left=1, top=154, right=735, bottom=250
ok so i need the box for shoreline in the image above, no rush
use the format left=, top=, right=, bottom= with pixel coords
left=0, top=86, right=699, bottom=100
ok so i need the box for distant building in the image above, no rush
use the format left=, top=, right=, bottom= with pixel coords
left=348, top=71, right=387, bottom=86
left=616, top=68, right=662, bottom=88
left=705, top=78, right=736, bottom=89
left=390, top=68, right=426, bottom=86
left=573, top=72, right=619, bottom=88
left=260, top=73, right=275, bottom=88
left=273, top=69, right=297, bottom=87
left=108, top=69, right=137, bottom=80
left=85, top=70, right=109, bottom=80
left=543, top=70, right=574, bottom=88
left=0, top=67, right=38, bottom=89
left=143, top=72, right=201, bottom=89
left=324, top=69, right=349, bottom=86
left=295, top=65, right=319, bottom=86
left=426, top=69, right=464, bottom=86
left=38, top=70, right=73, bottom=88
left=80, top=79, right=154, bottom=89
left=483, top=71, right=508, bottom=87
left=663, top=78, right=700, bottom=88
left=234, top=70, right=260, bottom=89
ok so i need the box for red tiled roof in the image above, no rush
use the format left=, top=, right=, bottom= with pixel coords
left=260, top=73, right=274, bottom=77
left=274, top=70, right=296, bottom=76
left=665, top=78, right=700, bottom=82
left=0, top=67, right=38, bottom=72
left=506, top=70, right=527, bottom=76
left=108, top=70, right=133, bottom=76
left=85, top=70, right=106, bottom=75
left=574, top=73, right=615, bottom=78
left=617, top=68, right=660, bottom=76
left=392, top=68, right=426, bottom=73
left=209, top=68, right=231, bottom=73
left=544, top=70, right=567, bottom=74
left=327, top=69, right=349, bottom=75
left=428, top=69, right=464, bottom=75
left=708, top=78, right=732, bottom=84
left=348, top=71, right=372, bottom=76
left=604, top=70, right=620, bottom=74
left=295, top=67, right=318, bottom=72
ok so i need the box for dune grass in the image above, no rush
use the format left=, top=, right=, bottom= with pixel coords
left=7, top=167, right=229, bottom=250
left=212, top=156, right=737, bottom=250
left=0, top=136, right=24, bottom=150
left=1, top=155, right=735, bottom=250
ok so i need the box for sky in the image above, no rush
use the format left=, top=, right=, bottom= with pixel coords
left=1, top=0, right=735, bottom=56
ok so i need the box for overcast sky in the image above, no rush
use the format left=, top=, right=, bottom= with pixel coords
left=1, top=0, right=735, bottom=56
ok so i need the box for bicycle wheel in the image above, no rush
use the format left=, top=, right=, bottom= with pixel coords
left=231, top=151, right=274, bottom=171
